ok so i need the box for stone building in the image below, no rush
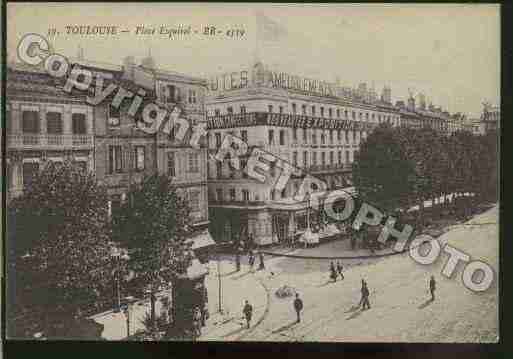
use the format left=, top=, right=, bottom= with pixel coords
left=6, top=55, right=213, bottom=248
left=205, top=62, right=402, bottom=246
left=5, top=63, right=94, bottom=201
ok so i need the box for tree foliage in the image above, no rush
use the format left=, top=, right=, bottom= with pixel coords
left=353, top=123, right=415, bottom=213
left=8, top=160, right=114, bottom=336
left=113, top=174, right=194, bottom=326
left=353, top=125, right=498, bottom=219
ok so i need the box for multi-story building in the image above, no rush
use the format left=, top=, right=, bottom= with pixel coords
left=480, top=103, right=499, bottom=134
left=6, top=55, right=212, bottom=249
left=205, top=62, right=402, bottom=246
left=396, top=97, right=450, bottom=133
left=5, top=62, right=94, bottom=201
left=81, top=54, right=212, bottom=247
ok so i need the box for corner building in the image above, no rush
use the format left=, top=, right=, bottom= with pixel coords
left=205, top=62, right=402, bottom=246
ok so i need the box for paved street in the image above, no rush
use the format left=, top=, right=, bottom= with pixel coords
left=228, top=204, right=498, bottom=342
left=91, top=259, right=268, bottom=340
left=92, top=203, right=498, bottom=342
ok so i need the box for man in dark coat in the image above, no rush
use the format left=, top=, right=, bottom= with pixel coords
left=360, top=280, right=370, bottom=310
left=336, top=261, right=344, bottom=280
left=243, top=300, right=253, bottom=329
left=330, top=261, right=337, bottom=282
left=248, top=250, right=255, bottom=271
left=258, top=252, right=265, bottom=270
left=293, top=293, right=304, bottom=323
left=429, top=275, right=436, bottom=301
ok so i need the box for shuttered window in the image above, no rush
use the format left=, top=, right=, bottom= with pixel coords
left=46, top=112, right=63, bottom=134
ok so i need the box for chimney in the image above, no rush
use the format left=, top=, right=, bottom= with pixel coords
left=141, top=56, right=156, bottom=70
left=407, top=96, right=415, bottom=111
left=122, top=56, right=136, bottom=81
left=418, top=93, right=426, bottom=110
left=381, top=86, right=392, bottom=104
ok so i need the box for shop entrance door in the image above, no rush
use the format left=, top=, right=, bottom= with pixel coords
left=273, top=214, right=288, bottom=243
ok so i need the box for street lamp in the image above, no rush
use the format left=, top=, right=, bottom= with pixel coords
left=217, top=249, right=223, bottom=314
left=121, top=296, right=136, bottom=338
left=110, top=247, right=130, bottom=313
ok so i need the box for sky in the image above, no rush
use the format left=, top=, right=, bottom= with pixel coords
left=7, top=3, right=500, bottom=118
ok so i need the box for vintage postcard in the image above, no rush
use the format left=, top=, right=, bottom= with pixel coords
left=4, top=3, right=499, bottom=342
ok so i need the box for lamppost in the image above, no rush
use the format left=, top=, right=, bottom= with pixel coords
left=306, top=191, right=311, bottom=231
left=110, top=247, right=130, bottom=312
left=121, top=296, right=136, bottom=338
left=217, top=249, right=223, bottom=314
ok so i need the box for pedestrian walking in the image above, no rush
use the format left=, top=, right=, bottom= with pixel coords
left=360, top=280, right=371, bottom=310
left=429, top=275, right=436, bottom=301
left=336, top=261, right=344, bottom=280
left=258, top=251, right=265, bottom=270
left=248, top=250, right=255, bottom=271
left=293, top=293, right=304, bottom=323
left=243, top=300, right=253, bottom=329
left=329, top=261, right=337, bottom=282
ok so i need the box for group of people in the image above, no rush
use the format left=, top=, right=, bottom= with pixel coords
left=329, top=261, right=345, bottom=282
left=235, top=246, right=265, bottom=272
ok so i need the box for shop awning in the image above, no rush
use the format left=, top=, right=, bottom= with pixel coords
left=186, top=258, right=209, bottom=280
left=185, top=231, right=216, bottom=250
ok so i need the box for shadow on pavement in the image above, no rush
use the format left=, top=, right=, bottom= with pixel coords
left=271, top=321, right=298, bottom=334
left=346, top=309, right=363, bottom=320
left=222, top=323, right=247, bottom=339
left=344, top=304, right=361, bottom=313
left=418, top=298, right=434, bottom=309
left=231, top=271, right=253, bottom=280
left=316, top=279, right=339, bottom=287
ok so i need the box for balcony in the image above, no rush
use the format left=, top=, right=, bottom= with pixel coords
left=8, top=134, right=94, bottom=150
left=307, top=163, right=352, bottom=174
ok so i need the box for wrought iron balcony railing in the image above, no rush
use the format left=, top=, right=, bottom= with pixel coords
left=7, top=134, right=94, bottom=150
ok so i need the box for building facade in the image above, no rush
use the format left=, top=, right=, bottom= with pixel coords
left=480, top=103, right=499, bottom=134
left=6, top=56, right=212, bottom=247
left=5, top=63, right=94, bottom=201
left=205, top=62, right=404, bottom=246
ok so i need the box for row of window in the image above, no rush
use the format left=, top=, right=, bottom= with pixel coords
left=14, top=161, right=87, bottom=188
left=209, top=149, right=353, bottom=180
left=12, top=110, right=88, bottom=134
left=212, top=182, right=314, bottom=203
left=214, top=187, right=251, bottom=202
left=211, top=104, right=400, bottom=123
left=268, top=128, right=364, bottom=146
left=108, top=146, right=201, bottom=177
left=292, top=150, right=352, bottom=167
left=160, top=84, right=198, bottom=105
left=208, top=128, right=364, bottom=148
left=108, top=145, right=147, bottom=174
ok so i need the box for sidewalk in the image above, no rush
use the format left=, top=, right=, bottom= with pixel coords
left=90, top=261, right=268, bottom=341
left=199, top=261, right=269, bottom=340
